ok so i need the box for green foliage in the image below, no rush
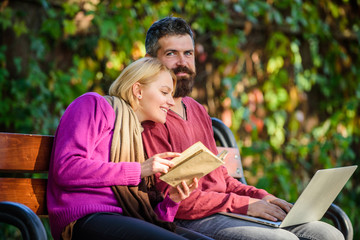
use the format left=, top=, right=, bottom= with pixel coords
left=221, top=1, right=360, bottom=238
left=1, top=0, right=359, bottom=239
left=0, top=223, right=21, bottom=240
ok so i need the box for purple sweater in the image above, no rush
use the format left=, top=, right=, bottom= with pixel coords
left=47, top=92, right=179, bottom=240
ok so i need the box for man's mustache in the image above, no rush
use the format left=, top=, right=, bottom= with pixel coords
left=172, top=66, right=195, bottom=75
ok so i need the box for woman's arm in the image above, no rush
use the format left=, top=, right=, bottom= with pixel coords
left=51, top=93, right=141, bottom=189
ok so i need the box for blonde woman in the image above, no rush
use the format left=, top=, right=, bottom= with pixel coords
left=47, top=58, right=200, bottom=240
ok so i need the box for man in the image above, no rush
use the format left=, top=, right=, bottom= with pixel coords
left=142, top=16, right=344, bottom=240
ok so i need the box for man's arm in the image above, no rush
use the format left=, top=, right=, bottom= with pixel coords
left=142, top=120, right=274, bottom=220
left=173, top=166, right=270, bottom=219
left=223, top=166, right=270, bottom=199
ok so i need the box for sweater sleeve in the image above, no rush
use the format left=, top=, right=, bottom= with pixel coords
left=223, top=166, right=270, bottom=199
left=173, top=167, right=270, bottom=220
left=153, top=195, right=180, bottom=222
left=51, top=93, right=141, bottom=190
left=142, top=109, right=271, bottom=220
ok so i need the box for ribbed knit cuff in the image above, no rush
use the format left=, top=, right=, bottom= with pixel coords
left=154, top=195, right=180, bottom=222
left=49, top=205, right=123, bottom=240
left=117, top=162, right=141, bottom=186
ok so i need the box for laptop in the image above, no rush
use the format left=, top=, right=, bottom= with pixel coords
left=220, top=165, right=357, bottom=228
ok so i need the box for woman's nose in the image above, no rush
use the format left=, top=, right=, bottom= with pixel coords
left=168, top=96, right=175, bottom=107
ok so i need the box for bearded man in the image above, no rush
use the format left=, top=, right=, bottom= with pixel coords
left=141, top=16, right=344, bottom=240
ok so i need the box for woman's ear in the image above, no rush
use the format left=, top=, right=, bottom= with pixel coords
left=132, top=82, right=143, bottom=100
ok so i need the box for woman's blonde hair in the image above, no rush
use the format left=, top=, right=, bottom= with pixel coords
left=109, top=57, right=176, bottom=108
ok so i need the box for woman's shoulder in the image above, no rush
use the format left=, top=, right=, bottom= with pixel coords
left=75, top=92, right=104, bottom=101
left=71, top=92, right=108, bottom=106
left=67, top=92, right=113, bottom=115
left=61, top=92, right=115, bottom=128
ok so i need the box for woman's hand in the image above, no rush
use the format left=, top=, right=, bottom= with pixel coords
left=140, top=152, right=180, bottom=178
left=168, top=178, right=199, bottom=203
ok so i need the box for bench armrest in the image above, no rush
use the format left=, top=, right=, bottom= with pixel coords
left=324, top=203, right=353, bottom=240
left=0, top=201, right=47, bottom=240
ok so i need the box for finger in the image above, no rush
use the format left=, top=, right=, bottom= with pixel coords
left=273, top=199, right=292, bottom=213
left=180, top=181, right=190, bottom=196
left=155, top=152, right=181, bottom=159
left=267, top=204, right=287, bottom=221
left=286, top=202, right=293, bottom=210
left=149, top=160, right=171, bottom=174
left=188, top=177, right=199, bottom=190
left=175, top=185, right=185, bottom=199
left=281, top=202, right=292, bottom=213
left=152, top=157, right=175, bottom=168
left=159, top=165, right=170, bottom=174
left=261, top=212, right=279, bottom=222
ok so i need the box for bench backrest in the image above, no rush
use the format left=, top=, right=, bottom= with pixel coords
left=0, top=128, right=244, bottom=216
left=0, top=133, right=53, bottom=216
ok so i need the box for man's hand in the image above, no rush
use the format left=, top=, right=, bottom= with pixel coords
left=262, top=195, right=293, bottom=213
left=168, top=178, right=199, bottom=203
left=247, top=195, right=293, bottom=222
left=140, top=152, right=180, bottom=178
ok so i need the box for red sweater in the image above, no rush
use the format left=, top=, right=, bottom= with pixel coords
left=142, top=97, right=270, bottom=220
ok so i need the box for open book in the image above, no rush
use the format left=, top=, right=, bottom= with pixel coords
left=159, top=141, right=226, bottom=187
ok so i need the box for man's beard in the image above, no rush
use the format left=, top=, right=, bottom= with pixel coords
left=172, top=66, right=196, bottom=98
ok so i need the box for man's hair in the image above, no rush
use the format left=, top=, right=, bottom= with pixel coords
left=145, top=17, right=194, bottom=57
left=109, top=57, right=176, bottom=109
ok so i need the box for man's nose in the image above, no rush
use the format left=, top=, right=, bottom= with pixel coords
left=176, top=54, right=186, bottom=66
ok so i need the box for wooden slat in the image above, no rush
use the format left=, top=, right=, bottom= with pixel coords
left=0, top=133, right=53, bottom=172
left=0, top=178, right=48, bottom=215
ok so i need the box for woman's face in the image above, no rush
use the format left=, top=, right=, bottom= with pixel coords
left=136, top=70, right=175, bottom=124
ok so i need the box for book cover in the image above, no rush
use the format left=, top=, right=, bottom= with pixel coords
left=159, top=141, right=225, bottom=187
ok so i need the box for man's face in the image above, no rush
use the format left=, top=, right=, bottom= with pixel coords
left=156, top=35, right=196, bottom=98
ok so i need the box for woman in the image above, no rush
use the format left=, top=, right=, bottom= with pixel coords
left=47, top=57, right=199, bottom=240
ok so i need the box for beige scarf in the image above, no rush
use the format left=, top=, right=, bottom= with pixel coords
left=104, top=95, right=175, bottom=231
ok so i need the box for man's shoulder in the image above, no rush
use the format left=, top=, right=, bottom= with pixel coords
left=182, top=96, right=210, bottom=120
left=182, top=96, right=200, bottom=105
left=183, top=97, right=207, bottom=111
left=142, top=120, right=167, bottom=132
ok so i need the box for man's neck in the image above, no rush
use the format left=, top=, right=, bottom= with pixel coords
left=171, top=97, right=183, bottom=114
left=170, top=97, right=186, bottom=119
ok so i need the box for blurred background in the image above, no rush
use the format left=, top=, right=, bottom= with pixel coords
left=1, top=0, right=359, bottom=239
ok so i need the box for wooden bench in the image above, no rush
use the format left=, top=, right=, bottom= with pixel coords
left=0, top=127, right=243, bottom=240
left=0, top=133, right=51, bottom=239
left=0, top=118, right=354, bottom=240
